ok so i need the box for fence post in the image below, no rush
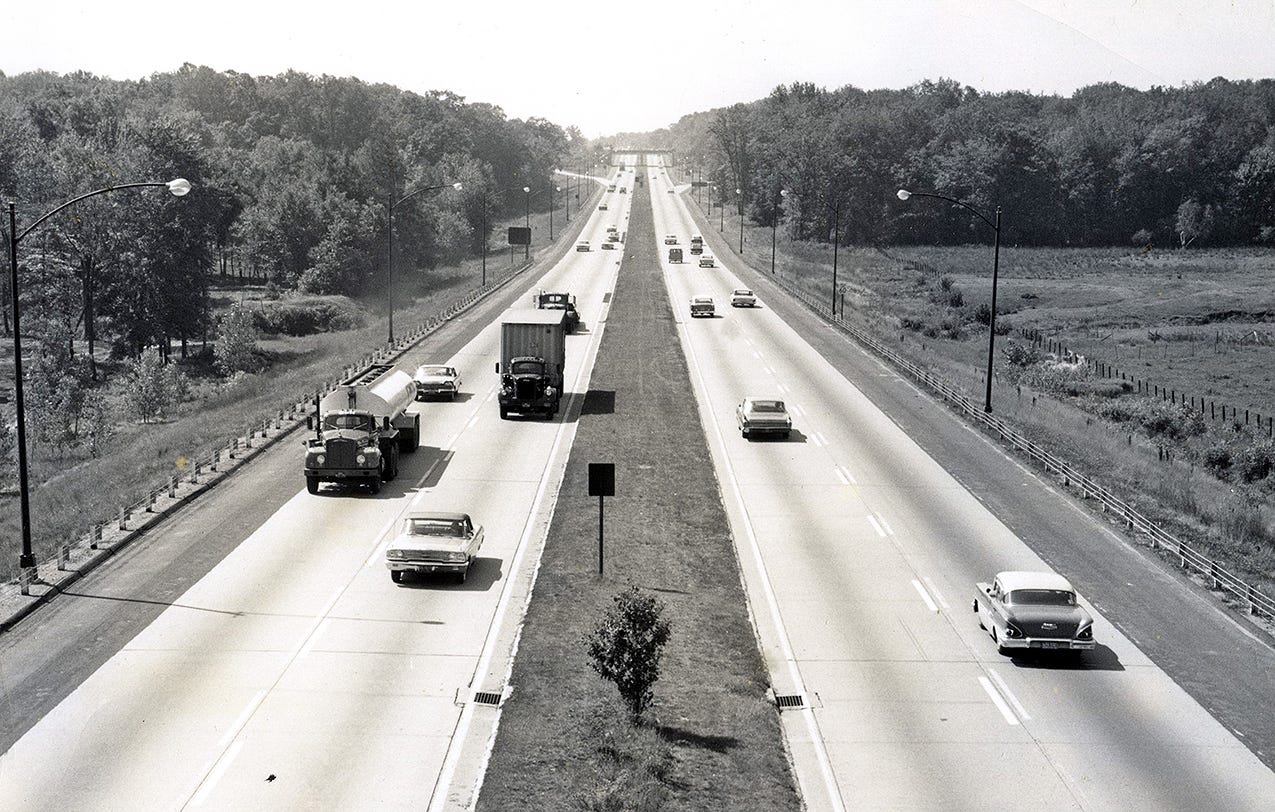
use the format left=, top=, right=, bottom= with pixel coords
left=169, top=476, right=177, bottom=499
left=58, top=544, right=70, bottom=571
left=1209, top=560, right=1222, bottom=590
left=91, top=524, right=102, bottom=549
left=1249, top=584, right=1261, bottom=617
left=119, top=507, right=128, bottom=531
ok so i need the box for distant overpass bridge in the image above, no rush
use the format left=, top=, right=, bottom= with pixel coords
left=608, top=147, right=674, bottom=166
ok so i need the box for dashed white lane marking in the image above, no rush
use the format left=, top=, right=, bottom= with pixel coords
left=911, top=579, right=939, bottom=613
left=789, top=403, right=804, bottom=417
left=979, top=676, right=1021, bottom=725
left=834, top=465, right=857, bottom=485
left=814, top=432, right=827, bottom=447
left=188, top=740, right=244, bottom=808
left=834, top=467, right=849, bottom=485
left=988, top=668, right=1032, bottom=721
left=867, top=515, right=887, bottom=538
left=299, top=620, right=330, bottom=659
left=876, top=515, right=894, bottom=536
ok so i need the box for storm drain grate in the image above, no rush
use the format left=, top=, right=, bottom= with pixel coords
left=774, top=694, right=805, bottom=710
left=473, top=690, right=504, bottom=707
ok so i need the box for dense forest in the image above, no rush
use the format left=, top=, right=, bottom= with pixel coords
left=0, top=64, right=585, bottom=362
left=616, top=78, right=1275, bottom=250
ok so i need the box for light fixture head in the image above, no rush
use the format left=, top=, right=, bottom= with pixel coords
left=896, top=189, right=911, bottom=201
left=167, top=178, right=192, bottom=197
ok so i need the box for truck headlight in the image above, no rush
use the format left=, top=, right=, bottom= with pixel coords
left=545, top=386, right=556, bottom=398
left=356, top=454, right=366, bottom=465
left=316, top=454, right=326, bottom=464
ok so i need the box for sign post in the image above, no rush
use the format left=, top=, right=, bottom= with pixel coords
left=587, top=463, right=615, bottom=576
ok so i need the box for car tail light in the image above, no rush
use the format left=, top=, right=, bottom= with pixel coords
left=1076, top=625, right=1093, bottom=640
left=1003, top=623, right=1024, bottom=639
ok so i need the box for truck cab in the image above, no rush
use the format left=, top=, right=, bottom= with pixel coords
left=535, top=291, right=581, bottom=333
left=500, top=357, right=558, bottom=419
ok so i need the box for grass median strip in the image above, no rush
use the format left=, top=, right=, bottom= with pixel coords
left=478, top=177, right=801, bottom=810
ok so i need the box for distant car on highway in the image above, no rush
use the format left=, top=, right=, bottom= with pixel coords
left=598, top=203, right=608, bottom=211
left=730, top=289, right=757, bottom=307
left=698, top=254, right=715, bottom=268
left=666, top=188, right=674, bottom=194
left=576, top=240, right=590, bottom=252
left=736, top=398, right=792, bottom=439
left=668, top=247, right=683, bottom=263
left=689, top=295, right=715, bottom=318
left=664, top=234, right=678, bottom=245
left=973, top=571, right=1095, bottom=654
left=619, top=187, right=627, bottom=194
left=413, top=364, right=461, bottom=401
left=386, top=511, right=484, bottom=584
left=601, top=241, right=615, bottom=250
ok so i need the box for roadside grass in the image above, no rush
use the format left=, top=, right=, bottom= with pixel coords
left=715, top=207, right=1275, bottom=598
left=480, top=181, right=800, bottom=810
left=0, top=201, right=580, bottom=583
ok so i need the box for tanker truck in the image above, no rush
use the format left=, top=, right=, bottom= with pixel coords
left=496, top=309, right=566, bottom=419
left=304, top=364, right=421, bottom=494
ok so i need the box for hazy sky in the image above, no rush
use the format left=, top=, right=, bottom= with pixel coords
left=3, top=1, right=1273, bottom=136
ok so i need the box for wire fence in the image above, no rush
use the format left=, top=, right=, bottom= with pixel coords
left=1018, top=327, right=1275, bottom=439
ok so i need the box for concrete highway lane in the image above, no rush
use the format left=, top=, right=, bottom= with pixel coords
left=646, top=156, right=1275, bottom=809
left=0, top=169, right=629, bottom=810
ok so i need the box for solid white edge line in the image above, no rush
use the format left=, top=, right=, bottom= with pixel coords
left=911, top=579, right=939, bottom=613
left=427, top=214, right=621, bottom=812
left=667, top=206, right=846, bottom=810
left=867, top=515, right=886, bottom=538
left=988, top=668, right=1032, bottom=721
left=978, top=676, right=1020, bottom=725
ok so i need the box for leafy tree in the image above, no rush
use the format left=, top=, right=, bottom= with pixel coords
left=213, top=302, right=259, bottom=375
left=586, top=587, right=672, bottom=724
left=1175, top=197, right=1215, bottom=248
left=122, top=351, right=186, bottom=423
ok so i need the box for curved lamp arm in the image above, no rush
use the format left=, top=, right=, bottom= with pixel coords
left=897, top=188, right=997, bottom=232
left=392, top=181, right=462, bottom=211
left=17, top=179, right=191, bottom=243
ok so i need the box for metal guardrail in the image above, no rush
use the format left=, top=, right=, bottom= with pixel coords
left=762, top=264, right=1275, bottom=622
left=16, top=260, right=536, bottom=594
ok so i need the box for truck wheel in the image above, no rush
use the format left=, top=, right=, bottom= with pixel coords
left=499, top=405, right=509, bottom=419
left=369, top=475, right=382, bottom=495
left=400, top=415, right=419, bottom=453
left=386, top=445, right=400, bottom=480
left=306, top=477, right=320, bottom=495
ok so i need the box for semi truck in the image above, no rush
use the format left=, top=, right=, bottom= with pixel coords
left=534, top=290, right=580, bottom=333
left=497, top=309, right=567, bottom=419
left=304, top=364, right=420, bottom=494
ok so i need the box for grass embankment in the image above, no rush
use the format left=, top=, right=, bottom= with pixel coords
left=479, top=179, right=800, bottom=810
left=0, top=201, right=584, bottom=583
left=710, top=202, right=1275, bottom=597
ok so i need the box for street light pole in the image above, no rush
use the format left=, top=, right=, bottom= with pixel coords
left=386, top=181, right=461, bottom=343
left=736, top=188, right=744, bottom=254
left=549, top=186, right=555, bottom=242
left=8, top=178, right=191, bottom=572
left=771, top=189, right=787, bottom=274
left=830, top=199, right=841, bottom=317
left=523, top=186, right=531, bottom=260
left=897, top=188, right=1002, bottom=412
left=480, top=200, right=487, bottom=287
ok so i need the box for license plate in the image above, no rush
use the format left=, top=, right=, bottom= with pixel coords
left=1038, top=641, right=1066, bottom=649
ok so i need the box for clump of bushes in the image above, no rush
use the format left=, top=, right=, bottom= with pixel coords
left=253, top=299, right=364, bottom=336
left=1095, top=398, right=1207, bottom=439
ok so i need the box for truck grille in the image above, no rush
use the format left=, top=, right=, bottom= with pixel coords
left=515, top=379, right=543, bottom=399
left=325, top=438, right=357, bottom=467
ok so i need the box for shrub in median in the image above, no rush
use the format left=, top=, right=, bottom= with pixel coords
left=585, top=587, right=672, bottom=724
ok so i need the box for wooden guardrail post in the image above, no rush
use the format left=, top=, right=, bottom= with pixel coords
left=91, top=524, right=102, bottom=549
left=1209, top=561, right=1223, bottom=590
left=118, top=507, right=128, bottom=531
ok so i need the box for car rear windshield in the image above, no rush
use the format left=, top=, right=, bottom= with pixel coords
left=1009, top=589, right=1075, bottom=606
left=750, top=400, right=785, bottom=412
left=418, top=366, right=451, bottom=376
left=404, top=518, right=466, bottom=537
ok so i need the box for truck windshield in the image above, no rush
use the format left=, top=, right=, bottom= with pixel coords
left=323, top=414, right=372, bottom=431
left=511, top=360, right=545, bottom=375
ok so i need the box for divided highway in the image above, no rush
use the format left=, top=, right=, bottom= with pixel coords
left=646, top=155, right=1275, bottom=810
left=0, top=169, right=632, bottom=809
left=3, top=154, right=1274, bottom=811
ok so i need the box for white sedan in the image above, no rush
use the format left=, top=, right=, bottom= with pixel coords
left=386, top=511, right=484, bottom=584
left=689, top=296, right=715, bottom=318
left=736, top=398, right=792, bottom=439
left=413, top=364, right=461, bottom=401
left=730, top=289, right=757, bottom=307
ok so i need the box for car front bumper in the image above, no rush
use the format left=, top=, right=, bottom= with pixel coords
left=386, top=560, right=468, bottom=574
left=998, top=636, right=1095, bottom=651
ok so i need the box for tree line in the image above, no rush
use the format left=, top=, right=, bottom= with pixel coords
left=0, top=64, right=583, bottom=365
left=624, top=78, right=1275, bottom=249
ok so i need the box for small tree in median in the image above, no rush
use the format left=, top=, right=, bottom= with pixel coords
left=214, top=302, right=260, bottom=375
left=586, top=587, right=672, bottom=724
